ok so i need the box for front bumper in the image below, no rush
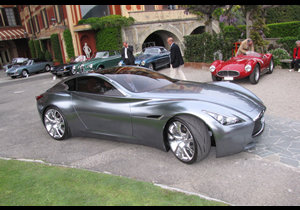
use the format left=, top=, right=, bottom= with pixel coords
left=213, top=108, right=266, bottom=158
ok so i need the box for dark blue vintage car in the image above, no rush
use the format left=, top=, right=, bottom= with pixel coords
left=118, top=46, right=170, bottom=70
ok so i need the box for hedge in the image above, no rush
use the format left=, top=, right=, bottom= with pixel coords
left=265, top=21, right=300, bottom=38
left=223, top=21, right=300, bottom=40
left=183, top=32, right=234, bottom=63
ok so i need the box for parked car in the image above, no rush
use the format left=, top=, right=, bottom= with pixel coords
left=4, top=57, right=28, bottom=72
left=72, top=51, right=121, bottom=73
left=36, top=66, right=266, bottom=164
left=210, top=51, right=274, bottom=84
left=6, top=58, right=53, bottom=78
left=50, top=55, right=87, bottom=77
left=118, top=46, right=170, bottom=70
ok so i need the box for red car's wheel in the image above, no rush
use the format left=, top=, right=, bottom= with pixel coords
left=249, top=64, right=260, bottom=84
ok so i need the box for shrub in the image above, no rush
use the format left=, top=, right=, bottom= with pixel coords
left=265, top=21, right=300, bottom=38
left=268, top=48, right=291, bottom=68
left=276, top=36, right=298, bottom=55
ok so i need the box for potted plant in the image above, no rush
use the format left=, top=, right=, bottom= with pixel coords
left=53, top=59, right=60, bottom=65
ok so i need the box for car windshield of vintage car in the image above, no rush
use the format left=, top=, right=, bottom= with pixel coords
left=26, top=60, right=34, bottom=65
left=91, top=52, right=108, bottom=59
left=100, top=67, right=177, bottom=93
left=144, top=48, right=160, bottom=54
left=245, top=51, right=262, bottom=58
left=74, top=55, right=86, bottom=62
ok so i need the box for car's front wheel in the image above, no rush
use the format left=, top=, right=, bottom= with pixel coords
left=267, top=57, right=274, bottom=74
left=148, top=63, right=155, bottom=70
left=21, top=70, right=28, bottom=77
left=43, top=106, right=69, bottom=141
left=249, top=64, right=260, bottom=84
left=166, top=115, right=211, bottom=164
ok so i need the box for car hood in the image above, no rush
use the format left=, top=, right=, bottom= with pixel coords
left=81, top=58, right=103, bottom=65
left=216, top=57, right=252, bottom=70
left=149, top=80, right=263, bottom=112
left=135, top=54, right=156, bottom=61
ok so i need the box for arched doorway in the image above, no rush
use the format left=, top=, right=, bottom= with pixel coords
left=142, top=30, right=180, bottom=51
left=190, top=26, right=205, bottom=35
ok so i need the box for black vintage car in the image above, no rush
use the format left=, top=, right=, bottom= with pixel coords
left=50, top=55, right=87, bottom=77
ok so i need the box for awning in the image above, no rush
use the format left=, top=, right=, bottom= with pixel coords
left=0, top=27, right=26, bottom=41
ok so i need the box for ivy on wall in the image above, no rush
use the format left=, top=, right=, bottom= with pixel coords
left=95, top=26, right=123, bottom=52
left=28, top=40, right=36, bottom=58
left=78, top=15, right=135, bottom=52
left=63, top=29, right=75, bottom=58
left=51, top=33, right=63, bottom=64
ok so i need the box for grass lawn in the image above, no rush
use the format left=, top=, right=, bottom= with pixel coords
left=0, top=159, right=228, bottom=206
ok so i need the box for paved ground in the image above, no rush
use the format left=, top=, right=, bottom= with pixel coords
left=0, top=67, right=299, bottom=206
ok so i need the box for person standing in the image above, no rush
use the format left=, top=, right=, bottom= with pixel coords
left=121, top=42, right=135, bottom=65
left=236, top=38, right=255, bottom=56
left=167, top=37, right=186, bottom=80
left=289, top=40, right=300, bottom=72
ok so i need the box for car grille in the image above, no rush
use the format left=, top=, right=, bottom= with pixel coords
left=252, top=110, right=265, bottom=137
left=217, top=70, right=240, bottom=77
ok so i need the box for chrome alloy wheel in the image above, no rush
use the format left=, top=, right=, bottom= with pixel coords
left=44, top=108, right=66, bottom=139
left=167, top=120, right=196, bottom=162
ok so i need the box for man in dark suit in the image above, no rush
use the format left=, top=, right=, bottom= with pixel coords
left=167, top=37, right=186, bottom=80
left=121, top=42, right=135, bottom=65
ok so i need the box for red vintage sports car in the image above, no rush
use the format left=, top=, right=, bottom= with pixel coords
left=209, top=51, right=273, bottom=84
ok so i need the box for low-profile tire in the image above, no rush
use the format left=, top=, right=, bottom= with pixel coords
left=267, top=57, right=274, bottom=74
left=249, top=64, right=260, bottom=84
left=21, top=70, right=28, bottom=77
left=43, top=106, right=69, bottom=141
left=166, top=115, right=211, bottom=164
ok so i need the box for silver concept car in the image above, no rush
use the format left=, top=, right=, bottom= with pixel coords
left=36, top=66, right=266, bottom=164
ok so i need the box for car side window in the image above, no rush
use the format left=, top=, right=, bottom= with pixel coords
left=64, top=79, right=76, bottom=91
left=109, top=51, right=115, bottom=56
left=77, top=76, right=124, bottom=96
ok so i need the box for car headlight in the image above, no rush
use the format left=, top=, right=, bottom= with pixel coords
left=141, top=61, right=145, bottom=66
left=245, top=65, right=252, bottom=72
left=209, top=65, right=216, bottom=72
left=203, top=111, right=244, bottom=125
left=118, top=62, right=122, bottom=66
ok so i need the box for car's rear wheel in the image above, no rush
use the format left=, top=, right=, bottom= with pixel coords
left=249, top=64, right=260, bottom=84
left=43, top=106, right=69, bottom=141
left=166, top=115, right=211, bottom=164
left=45, top=65, right=50, bottom=72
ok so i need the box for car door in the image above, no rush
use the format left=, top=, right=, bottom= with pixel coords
left=104, top=51, right=121, bottom=68
left=160, top=48, right=170, bottom=66
left=71, top=76, right=133, bottom=137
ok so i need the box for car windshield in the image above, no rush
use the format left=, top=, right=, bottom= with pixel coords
left=98, top=66, right=177, bottom=93
left=143, top=48, right=160, bottom=54
left=26, top=60, right=34, bottom=65
left=91, top=52, right=108, bottom=59
left=73, top=55, right=86, bottom=62
left=243, top=51, right=262, bottom=58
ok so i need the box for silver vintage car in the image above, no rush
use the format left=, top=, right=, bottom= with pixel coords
left=36, top=66, right=266, bottom=164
